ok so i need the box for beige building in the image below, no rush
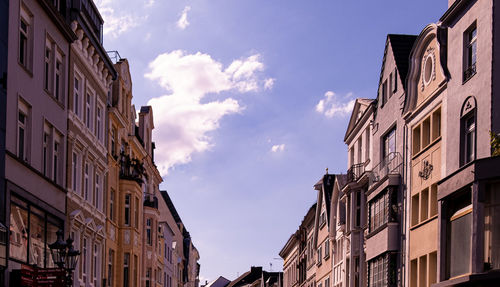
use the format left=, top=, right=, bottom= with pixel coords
left=403, top=23, right=445, bottom=287
left=105, top=57, right=144, bottom=287
left=313, top=173, right=335, bottom=287
left=341, top=98, right=374, bottom=287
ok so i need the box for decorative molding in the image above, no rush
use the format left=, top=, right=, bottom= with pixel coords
left=418, top=160, right=433, bottom=180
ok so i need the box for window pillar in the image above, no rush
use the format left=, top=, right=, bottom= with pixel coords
left=471, top=181, right=485, bottom=273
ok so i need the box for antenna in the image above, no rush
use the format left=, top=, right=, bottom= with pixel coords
left=270, top=262, right=273, bottom=271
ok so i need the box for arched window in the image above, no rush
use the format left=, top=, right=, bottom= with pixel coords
left=460, top=96, right=477, bottom=165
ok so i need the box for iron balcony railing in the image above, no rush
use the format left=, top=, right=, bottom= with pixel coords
left=119, top=151, right=144, bottom=184
left=369, top=152, right=403, bottom=186
left=346, top=162, right=366, bottom=184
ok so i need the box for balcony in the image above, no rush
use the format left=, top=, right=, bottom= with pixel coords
left=346, top=163, right=366, bottom=184
left=369, top=152, right=402, bottom=186
left=119, top=151, right=144, bottom=184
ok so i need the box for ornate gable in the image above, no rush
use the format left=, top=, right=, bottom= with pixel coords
left=404, top=24, right=448, bottom=114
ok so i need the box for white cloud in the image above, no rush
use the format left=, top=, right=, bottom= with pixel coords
left=264, top=78, right=275, bottom=90
left=95, top=0, right=153, bottom=38
left=315, top=91, right=355, bottom=118
left=271, top=144, right=285, bottom=153
left=177, top=6, right=192, bottom=30
left=145, top=50, right=267, bottom=174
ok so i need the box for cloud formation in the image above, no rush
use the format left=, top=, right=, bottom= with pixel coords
left=177, top=6, right=192, bottom=30
left=95, top=0, right=152, bottom=38
left=264, top=78, right=275, bottom=90
left=145, top=51, right=266, bottom=174
left=315, top=91, right=355, bottom=118
left=271, top=144, right=285, bottom=153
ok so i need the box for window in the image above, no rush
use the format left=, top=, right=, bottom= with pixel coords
left=355, top=190, right=361, bottom=228
left=463, top=113, right=476, bottom=164
left=53, top=139, right=59, bottom=183
left=43, top=132, right=49, bottom=175
left=8, top=197, right=63, bottom=266
left=325, top=278, right=330, bottom=287
left=95, top=172, right=101, bottom=210
left=381, top=80, right=387, bottom=107
left=19, top=7, right=32, bottom=69
left=317, top=246, right=322, bottom=265
left=365, top=127, right=370, bottom=163
left=146, top=268, right=151, bottom=287
left=392, top=68, right=398, bottom=93
left=319, top=211, right=326, bottom=227
left=54, top=55, right=62, bottom=101
left=72, top=152, right=80, bottom=193
left=357, top=137, right=363, bottom=164
left=44, top=44, right=51, bottom=91
left=147, top=218, right=152, bottom=245
left=86, top=92, right=93, bottom=129
left=111, top=127, right=116, bottom=156
left=368, top=255, right=387, bottom=287
left=446, top=191, right=472, bottom=278
left=124, top=253, right=130, bottom=287
left=96, top=105, right=103, bottom=142
left=93, top=243, right=98, bottom=286
left=74, top=76, right=81, bottom=117
left=485, top=183, right=500, bottom=270
left=369, top=192, right=389, bottom=232
left=324, top=239, right=330, bottom=259
left=382, top=128, right=396, bottom=161
left=108, top=249, right=114, bottom=287
left=82, top=237, right=88, bottom=283
left=125, top=194, right=131, bottom=226
left=463, top=23, right=477, bottom=82
left=109, top=189, right=115, bottom=221
left=84, top=163, right=89, bottom=200
left=135, top=197, right=139, bottom=228
left=134, top=255, right=138, bottom=287
left=17, top=103, right=29, bottom=161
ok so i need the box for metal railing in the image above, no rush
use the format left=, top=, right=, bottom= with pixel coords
left=369, top=152, right=402, bottom=185
left=346, top=162, right=366, bottom=184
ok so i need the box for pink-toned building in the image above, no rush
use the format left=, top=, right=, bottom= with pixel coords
left=4, top=0, right=75, bottom=284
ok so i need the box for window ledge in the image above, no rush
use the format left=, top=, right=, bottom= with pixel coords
left=412, top=136, right=442, bottom=160
left=410, top=214, right=438, bottom=231
left=18, top=61, right=33, bottom=77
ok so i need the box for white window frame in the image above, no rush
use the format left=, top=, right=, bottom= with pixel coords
left=17, top=100, right=30, bottom=162
left=84, top=162, right=90, bottom=200
left=74, top=74, right=84, bottom=119
left=85, top=87, right=95, bottom=131
left=19, top=5, right=32, bottom=70
left=96, top=103, right=103, bottom=142
left=54, top=50, right=63, bottom=102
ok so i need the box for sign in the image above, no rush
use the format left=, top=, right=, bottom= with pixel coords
left=11, top=265, right=66, bottom=287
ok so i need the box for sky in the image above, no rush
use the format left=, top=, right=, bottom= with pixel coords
left=95, top=0, right=448, bottom=283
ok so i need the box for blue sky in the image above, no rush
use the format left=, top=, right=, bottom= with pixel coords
left=96, top=0, right=447, bottom=282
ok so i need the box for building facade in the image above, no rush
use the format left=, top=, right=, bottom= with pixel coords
left=341, top=99, right=374, bottom=287
left=65, top=1, right=116, bottom=285
left=5, top=0, right=75, bottom=283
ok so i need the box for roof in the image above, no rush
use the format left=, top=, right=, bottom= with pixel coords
left=335, top=174, right=348, bottom=190
left=387, top=34, right=418, bottom=90
left=160, top=190, right=183, bottom=226
left=205, top=276, right=231, bottom=287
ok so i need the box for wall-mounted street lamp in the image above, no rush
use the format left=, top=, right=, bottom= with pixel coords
left=49, top=229, right=80, bottom=287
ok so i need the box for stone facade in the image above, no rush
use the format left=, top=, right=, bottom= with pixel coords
left=281, top=1, right=500, bottom=287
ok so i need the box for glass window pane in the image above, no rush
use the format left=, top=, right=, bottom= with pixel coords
left=9, top=203, right=28, bottom=262
left=29, top=213, right=45, bottom=267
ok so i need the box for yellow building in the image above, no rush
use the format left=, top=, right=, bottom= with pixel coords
left=106, top=58, right=144, bottom=287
